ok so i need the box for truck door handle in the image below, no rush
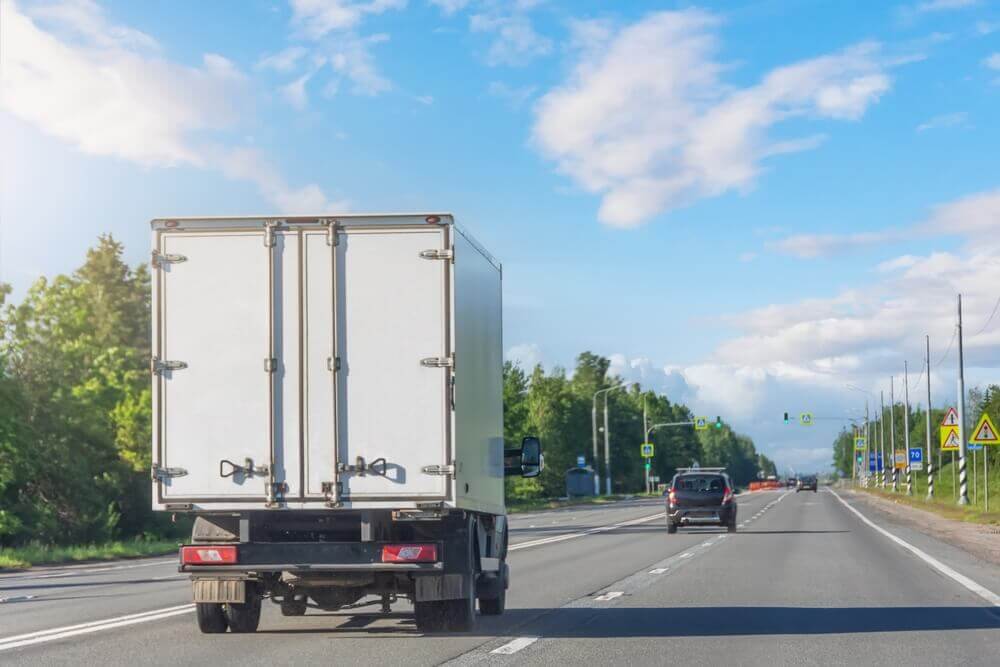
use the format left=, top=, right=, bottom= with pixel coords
left=220, top=458, right=269, bottom=478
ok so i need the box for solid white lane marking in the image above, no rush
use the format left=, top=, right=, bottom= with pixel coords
left=0, top=558, right=176, bottom=582
left=0, top=604, right=195, bottom=652
left=509, top=512, right=663, bottom=551
left=830, top=489, right=1000, bottom=607
left=0, top=595, right=36, bottom=604
left=490, top=637, right=539, bottom=655
left=679, top=552, right=692, bottom=559
left=594, top=591, right=624, bottom=601
left=649, top=568, right=669, bottom=574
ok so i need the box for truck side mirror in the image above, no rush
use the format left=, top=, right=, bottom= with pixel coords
left=503, top=436, right=543, bottom=478
left=519, top=437, right=542, bottom=478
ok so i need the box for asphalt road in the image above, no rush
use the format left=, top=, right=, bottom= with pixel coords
left=2, top=489, right=998, bottom=665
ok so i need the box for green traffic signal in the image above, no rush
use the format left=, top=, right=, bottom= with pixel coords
left=783, top=412, right=789, bottom=424
left=714, top=416, right=722, bottom=429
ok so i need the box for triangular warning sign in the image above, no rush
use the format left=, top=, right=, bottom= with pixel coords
left=940, top=427, right=960, bottom=451
left=940, top=407, right=959, bottom=428
left=971, top=413, right=1000, bottom=445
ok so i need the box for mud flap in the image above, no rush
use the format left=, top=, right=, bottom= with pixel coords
left=192, top=578, right=245, bottom=604
left=414, top=574, right=467, bottom=601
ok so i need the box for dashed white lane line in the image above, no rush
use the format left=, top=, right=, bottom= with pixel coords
left=0, top=558, right=177, bottom=582
left=490, top=637, right=539, bottom=655
left=0, top=604, right=196, bottom=652
left=593, top=591, right=624, bottom=602
left=678, top=552, right=692, bottom=559
left=509, top=512, right=664, bottom=552
left=649, top=568, right=669, bottom=574
left=830, top=489, right=1000, bottom=607
left=0, top=595, right=36, bottom=604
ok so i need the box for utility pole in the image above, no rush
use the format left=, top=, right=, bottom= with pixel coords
left=891, top=376, right=898, bottom=492
left=957, top=294, right=969, bottom=505
left=880, top=390, right=886, bottom=488
left=865, top=402, right=871, bottom=488
left=643, top=396, right=649, bottom=494
left=904, top=361, right=912, bottom=496
left=591, top=399, right=600, bottom=496
left=925, top=335, right=934, bottom=499
left=604, top=393, right=612, bottom=496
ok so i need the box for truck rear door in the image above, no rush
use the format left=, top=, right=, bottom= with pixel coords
left=332, top=226, right=452, bottom=501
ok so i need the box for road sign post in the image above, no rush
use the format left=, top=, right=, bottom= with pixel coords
left=970, top=413, right=999, bottom=511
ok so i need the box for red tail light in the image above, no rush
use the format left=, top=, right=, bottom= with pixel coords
left=667, top=488, right=676, bottom=504
left=722, top=488, right=734, bottom=504
left=382, top=544, right=437, bottom=563
left=181, top=545, right=237, bottom=565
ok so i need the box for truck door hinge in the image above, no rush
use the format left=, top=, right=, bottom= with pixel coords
left=264, top=357, right=278, bottom=373
left=151, top=463, right=188, bottom=481
left=327, top=356, right=341, bottom=372
left=151, top=357, right=188, bottom=375
left=319, top=218, right=339, bottom=246
left=151, top=251, right=187, bottom=268
left=421, top=464, right=456, bottom=476
left=419, top=249, right=454, bottom=261
left=263, top=219, right=284, bottom=248
left=420, top=355, right=454, bottom=369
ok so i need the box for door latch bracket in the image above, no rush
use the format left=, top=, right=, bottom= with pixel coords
left=151, top=463, right=189, bottom=481
left=421, top=464, right=455, bottom=476
left=420, top=356, right=454, bottom=369
left=151, top=251, right=187, bottom=268
left=419, top=249, right=453, bottom=261
left=337, top=456, right=388, bottom=477
left=151, top=357, right=188, bottom=375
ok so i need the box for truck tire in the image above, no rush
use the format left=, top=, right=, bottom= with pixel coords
left=727, top=518, right=737, bottom=533
left=280, top=598, right=307, bottom=616
left=667, top=521, right=678, bottom=534
left=414, top=600, right=447, bottom=633
left=196, top=603, right=228, bottom=634
left=478, top=587, right=505, bottom=615
left=225, top=584, right=262, bottom=633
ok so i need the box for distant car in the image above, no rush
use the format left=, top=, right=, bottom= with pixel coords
left=787, top=477, right=797, bottom=488
left=797, top=475, right=818, bottom=492
left=666, top=470, right=737, bottom=534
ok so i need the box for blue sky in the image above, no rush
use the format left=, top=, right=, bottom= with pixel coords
left=2, top=0, right=999, bottom=471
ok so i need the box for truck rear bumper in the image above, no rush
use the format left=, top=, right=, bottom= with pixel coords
left=179, top=541, right=444, bottom=574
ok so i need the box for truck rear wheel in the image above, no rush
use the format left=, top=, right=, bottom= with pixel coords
left=478, top=587, right=505, bottom=615
left=196, top=603, right=228, bottom=634
left=414, top=600, right=447, bottom=633
left=280, top=598, right=307, bottom=616
left=225, top=584, right=262, bottom=633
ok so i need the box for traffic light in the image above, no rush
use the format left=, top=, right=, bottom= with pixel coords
left=714, top=416, right=722, bottom=429
left=783, top=412, right=789, bottom=424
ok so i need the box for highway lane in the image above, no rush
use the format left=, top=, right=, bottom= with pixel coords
left=6, top=488, right=997, bottom=665
left=0, top=491, right=777, bottom=664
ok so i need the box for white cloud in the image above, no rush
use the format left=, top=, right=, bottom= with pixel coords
left=532, top=10, right=893, bottom=227
left=470, top=12, right=552, bottom=66
left=289, top=0, right=407, bottom=39
left=216, top=147, right=348, bottom=212
left=281, top=72, right=314, bottom=109
left=767, top=187, right=1000, bottom=258
left=984, top=53, right=1000, bottom=70
left=326, top=33, right=393, bottom=95
left=428, top=0, right=469, bottom=15
left=916, top=111, right=968, bottom=131
left=487, top=81, right=537, bottom=109
left=0, top=0, right=337, bottom=211
left=976, top=20, right=999, bottom=35
left=768, top=231, right=900, bottom=259
left=506, top=343, right=542, bottom=370
left=256, top=46, right=309, bottom=72
left=414, top=94, right=434, bottom=105
left=913, top=0, right=980, bottom=12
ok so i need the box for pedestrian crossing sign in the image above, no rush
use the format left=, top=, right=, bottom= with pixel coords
left=854, top=437, right=866, bottom=451
left=940, top=407, right=959, bottom=428
left=641, top=443, right=654, bottom=458
left=940, top=426, right=960, bottom=451
left=694, top=417, right=709, bottom=431
left=970, top=413, right=1000, bottom=446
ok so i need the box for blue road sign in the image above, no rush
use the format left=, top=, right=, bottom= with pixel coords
left=968, top=443, right=984, bottom=451
left=577, top=455, right=586, bottom=467
left=868, top=452, right=876, bottom=472
left=908, top=448, right=922, bottom=464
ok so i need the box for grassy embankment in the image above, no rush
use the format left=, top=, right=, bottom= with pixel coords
left=0, top=538, right=180, bottom=570
left=857, top=455, right=1000, bottom=525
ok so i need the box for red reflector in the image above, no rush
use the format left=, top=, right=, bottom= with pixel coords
left=425, top=215, right=441, bottom=224
left=181, top=545, right=237, bottom=565
left=381, top=544, right=437, bottom=563
left=164, top=220, right=179, bottom=228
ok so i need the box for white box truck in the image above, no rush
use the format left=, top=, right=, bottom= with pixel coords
left=150, top=213, right=541, bottom=633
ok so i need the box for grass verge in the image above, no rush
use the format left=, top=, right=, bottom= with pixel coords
left=854, top=457, right=1000, bottom=525
left=0, top=538, right=180, bottom=570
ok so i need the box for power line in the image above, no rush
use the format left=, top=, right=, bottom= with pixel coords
left=933, top=326, right=957, bottom=368
left=971, top=294, right=1000, bottom=337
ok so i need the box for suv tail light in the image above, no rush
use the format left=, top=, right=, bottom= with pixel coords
left=382, top=544, right=437, bottom=563
left=667, top=488, right=676, bottom=504
left=181, top=545, right=237, bottom=565
left=722, top=488, right=734, bottom=504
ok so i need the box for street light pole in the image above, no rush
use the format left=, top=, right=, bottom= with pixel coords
left=880, top=390, right=886, bottom=489
left=891, top=377, right=898, bottom=492
left=925, top=335, right=934, bottom=499
left=592, top=383, right=626, bottom=497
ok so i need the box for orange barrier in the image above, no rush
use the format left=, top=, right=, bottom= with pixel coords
left=747, top=480, right=784, bottom=492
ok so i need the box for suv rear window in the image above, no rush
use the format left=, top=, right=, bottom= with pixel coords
left=674, top=475, right=726, bottom=492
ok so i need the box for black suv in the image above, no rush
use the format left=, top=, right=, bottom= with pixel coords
left=666, top=469, right=737, bottom=533
left=797, top=475, right=818, bottom=492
